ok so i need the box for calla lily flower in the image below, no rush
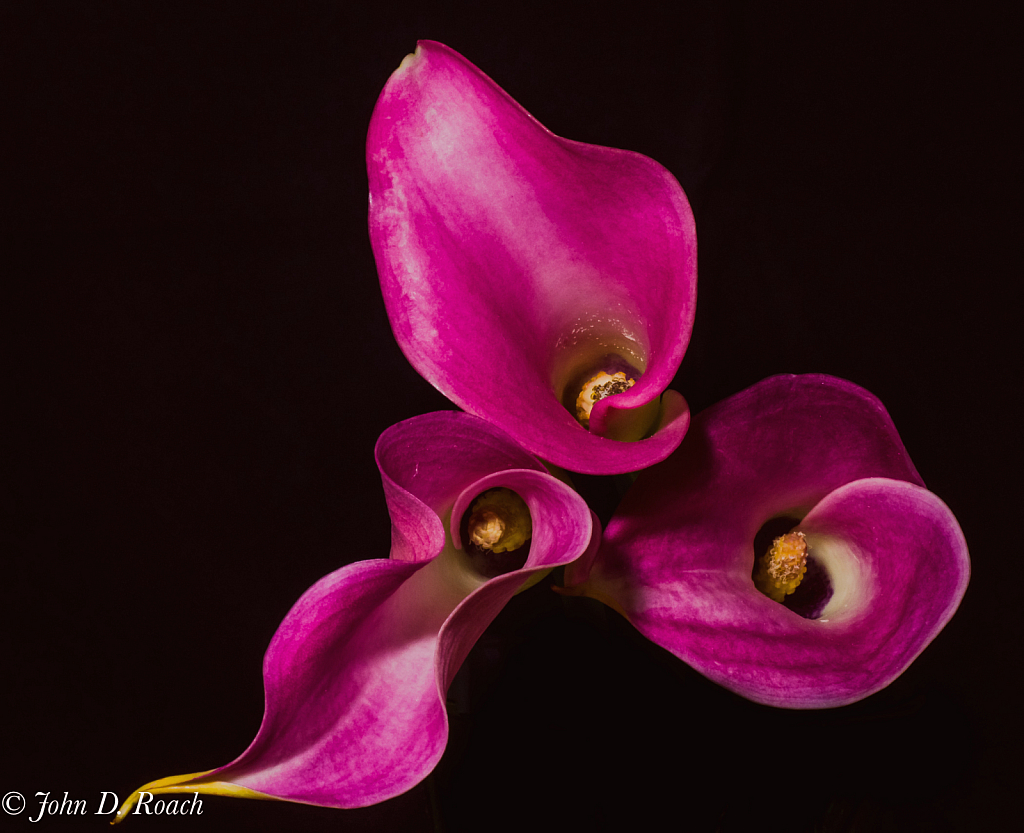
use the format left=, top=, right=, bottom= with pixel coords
left=565, top=374, right=969, bottom=708
left=367, top=41, right=697, bottom=475
left=115, top=411, right=596, bottom=820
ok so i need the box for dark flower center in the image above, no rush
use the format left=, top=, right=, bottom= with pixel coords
left=460, top=488, right=532, bottom=578
left=751, top=516, right=834, bottom=619
left=562, top=354, right=641, bottom=430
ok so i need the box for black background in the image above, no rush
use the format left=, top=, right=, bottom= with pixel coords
left=5, top=2, right=1018, bottom=831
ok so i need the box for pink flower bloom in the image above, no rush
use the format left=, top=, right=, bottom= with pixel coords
left=566, top=374, right=969, bottom=708
left=368, top=42, right=697, bottom=475
left=114, top=412, right=596, bottom=819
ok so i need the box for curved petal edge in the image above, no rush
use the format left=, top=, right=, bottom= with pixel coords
left=575, top=374, right=969, bottom=708
left=116, top=411, right=598, bottom=817
left=368, top=41, right=697, bottom=474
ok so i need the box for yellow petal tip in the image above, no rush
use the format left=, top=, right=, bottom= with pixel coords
left=112, top=770, right=273, bottom=824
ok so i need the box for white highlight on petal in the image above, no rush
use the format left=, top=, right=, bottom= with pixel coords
left=802, top=533, right=872, bottom=622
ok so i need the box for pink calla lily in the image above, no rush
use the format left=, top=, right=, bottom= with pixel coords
left=114, top=412, right=596, bottom=819
left=367, top=41, right=697, bottom=475
left=566, top=374, right=969, bottom=708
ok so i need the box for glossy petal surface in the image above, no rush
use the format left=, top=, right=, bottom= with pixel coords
left=368, top=41, right=696, bottom=475
left=570, top=374, right=969, bottom=708
left=117, top=412, right=593, bottom=816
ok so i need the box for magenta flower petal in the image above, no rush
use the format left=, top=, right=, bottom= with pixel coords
left=569, top=374, right=969, bottom=708
left=114, top=412, right=593, bottom=818
left=376, top=409, right=545, bottom=563
left=368, top=41, right=696, bottom=475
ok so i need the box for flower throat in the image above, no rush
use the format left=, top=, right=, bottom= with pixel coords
left=563, top=354, right=641, bottom=431
left=752, top=518, right=834, bottom=619
left=461, top=488, right=532, bottom=578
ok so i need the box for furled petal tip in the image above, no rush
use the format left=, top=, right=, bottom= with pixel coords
left=568, top=374, right=970, bottom=708
left=368, top=41, right=696, bottom=475
left=115, top=412, right=595, bottom=820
